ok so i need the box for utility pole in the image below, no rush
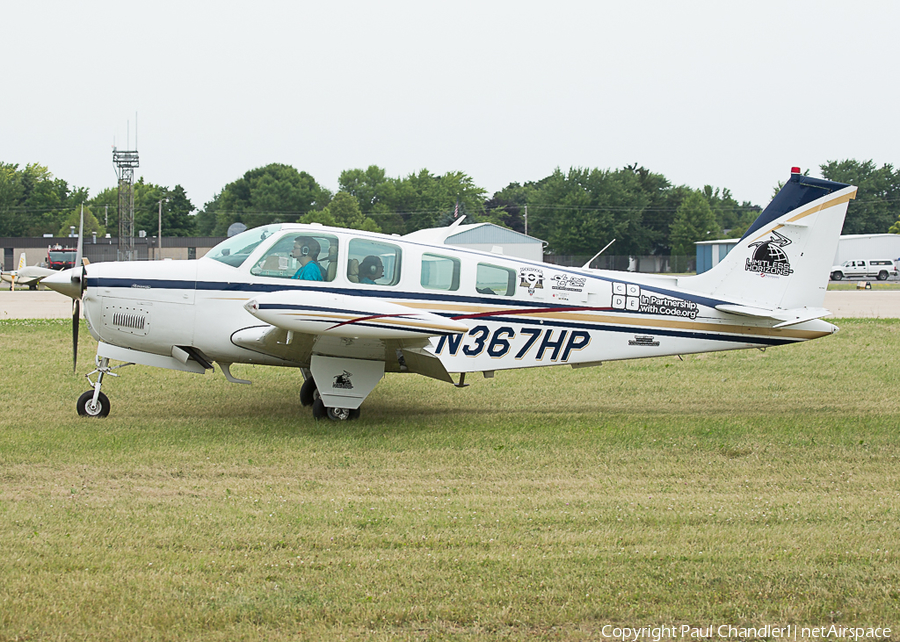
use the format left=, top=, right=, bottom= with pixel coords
left=524, top=204, right=528, bottom=236
left=157, top=197, right=166, bottom=260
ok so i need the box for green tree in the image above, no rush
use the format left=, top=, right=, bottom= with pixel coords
left=669, top=190, right=721, bottom=257
left=481, top=182, right=535, bottom=234
left=0, top=163, right=82, bottom=236
left=821, top=159, right=899, bottom=235
left=357, top=168, right=486, bottom=235
left=526, top=167, right=657, bottom=260
left=323, top=191, right=380, bottom=232
left=201, top=164, right=331, bottom=235
left=132, top=180, right=197, bottom=237
left=57, top=207, right=105, bottom=238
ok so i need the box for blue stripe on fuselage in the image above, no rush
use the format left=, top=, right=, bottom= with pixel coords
left=88, top=276, right=727, bottom=310
left=89, top=277, right=789, bottom=347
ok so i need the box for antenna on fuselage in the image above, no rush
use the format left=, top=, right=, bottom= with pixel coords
left=582, top=239, right=616, bottom=269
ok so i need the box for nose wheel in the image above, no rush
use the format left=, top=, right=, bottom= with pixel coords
left=77, top=390, right=110, bottom=417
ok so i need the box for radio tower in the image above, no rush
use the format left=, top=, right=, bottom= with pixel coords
left=113, top=145, right=139, bottom=261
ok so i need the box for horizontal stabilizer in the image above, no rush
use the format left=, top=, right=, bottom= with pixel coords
left=716, top=303, right=830, bottom=327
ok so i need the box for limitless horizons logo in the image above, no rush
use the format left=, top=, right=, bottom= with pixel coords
left=745, top=230, right=794, bottom=277
left=332, top=370, right=353, bottom=390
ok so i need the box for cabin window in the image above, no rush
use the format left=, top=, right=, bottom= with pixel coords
left=421, top=253, right=460, bottom=291
left=347, top=239, right=401, bottom=286
left=475, top=263, right=516, bottom=296
left=249, top=232, right=338, bottom=282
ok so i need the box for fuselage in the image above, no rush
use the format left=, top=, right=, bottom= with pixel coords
left=74, top=222, right=835, bottom=376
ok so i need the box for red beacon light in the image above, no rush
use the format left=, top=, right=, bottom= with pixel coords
left=791, top=166, right=801, bottom=174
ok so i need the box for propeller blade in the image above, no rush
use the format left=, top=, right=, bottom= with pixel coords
left=74, top=205, right=84, bottom=270
left=72, top=297, right=80, bottom=373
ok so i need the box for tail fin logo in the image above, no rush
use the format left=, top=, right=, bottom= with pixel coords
left=745, top=230, right=794, bottom=277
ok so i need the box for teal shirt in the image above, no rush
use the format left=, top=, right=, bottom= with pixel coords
left=292, top=262, right=323, bottom=281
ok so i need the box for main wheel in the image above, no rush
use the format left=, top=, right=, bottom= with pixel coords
left=76, top=390, right=110, bottom=417
left=311, top=398, right=327, bottom=419
left=327, top=407, right=353, bottom=421
left=878, top=270, right=889, bottom=281
left=300, top=377, right=318, bottom=407
left=831, top=271, right=843, bottom=281
left=311, top=398, right=358, bottom=421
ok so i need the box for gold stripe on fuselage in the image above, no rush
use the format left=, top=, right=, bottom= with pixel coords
left=395, top=300, right=831, bottom=341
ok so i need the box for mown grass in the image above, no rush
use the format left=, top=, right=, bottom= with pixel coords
left=0, top=319, right=898, bottom=641
left=827, top=282, right=900, bottom=290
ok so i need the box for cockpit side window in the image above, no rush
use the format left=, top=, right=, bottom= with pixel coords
left=249, top=232, right=339, bottom=281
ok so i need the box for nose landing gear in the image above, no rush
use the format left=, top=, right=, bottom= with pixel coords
left=76, top=356, right=131, bottom=418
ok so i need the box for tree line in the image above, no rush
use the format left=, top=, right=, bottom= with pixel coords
left=2, top=159, right=899, bottom=257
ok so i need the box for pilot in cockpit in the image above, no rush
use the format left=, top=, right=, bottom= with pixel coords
left=291, top=236, right=324, bottom=281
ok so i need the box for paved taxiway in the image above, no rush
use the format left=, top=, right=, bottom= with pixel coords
left=1, top=289, right=899, bottom=320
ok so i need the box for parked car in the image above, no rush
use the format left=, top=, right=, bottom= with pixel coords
left=830, top=259, right=898, bottom=281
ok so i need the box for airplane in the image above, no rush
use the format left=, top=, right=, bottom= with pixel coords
left=0, top=253, right=57, bottom=290
left=43, top=168, right=856, bottom=420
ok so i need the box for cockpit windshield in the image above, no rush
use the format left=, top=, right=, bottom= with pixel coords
left=206, top=224, right=283, bottom=268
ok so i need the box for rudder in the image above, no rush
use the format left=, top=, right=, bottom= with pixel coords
left=684, top=169, right=856, bottom=312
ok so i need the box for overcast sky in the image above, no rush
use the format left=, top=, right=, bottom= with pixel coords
left=3, top=1, right=898, bottom=211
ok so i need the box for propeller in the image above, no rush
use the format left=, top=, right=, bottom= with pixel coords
left=71, top=207, right=86, bottom=372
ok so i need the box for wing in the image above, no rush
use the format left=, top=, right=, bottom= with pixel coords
left=237, top=290, right=466, bottom=383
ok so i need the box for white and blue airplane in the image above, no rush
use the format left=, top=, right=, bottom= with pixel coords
left=44, top=169, right=856, bottom=420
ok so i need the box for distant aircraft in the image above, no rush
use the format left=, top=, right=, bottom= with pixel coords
left=45, top=169, right=856, bottom=420
left=0, top=253, right=56, bottom=290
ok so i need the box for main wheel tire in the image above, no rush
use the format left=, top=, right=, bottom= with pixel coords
left=326, top=407, right=352, bottom=421
left=831, top=271, right=843, bottom=281
left=311, top=398, right=328, bottom=419
left=878, top=270, right=889, bottom=281
left=300, top=377, right=318, bottom=407
left=77, top=390, right=110, bottom=417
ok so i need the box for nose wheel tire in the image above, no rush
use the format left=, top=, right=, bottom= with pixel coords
left=77, top=390, right=110, bottom=418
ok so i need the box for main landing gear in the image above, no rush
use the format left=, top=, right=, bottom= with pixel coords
left=300, top=374, right=360, bottom=421
left=76, top=356, right=130, bottom=418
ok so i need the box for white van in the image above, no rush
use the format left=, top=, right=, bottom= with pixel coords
left=830, top=259, right=898, bottom=281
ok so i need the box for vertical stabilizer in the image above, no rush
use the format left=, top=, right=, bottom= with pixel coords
left=683, top=169, right=856, bottom=311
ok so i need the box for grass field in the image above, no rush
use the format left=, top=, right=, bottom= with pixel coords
left=1, top=319, right=898, bottom=641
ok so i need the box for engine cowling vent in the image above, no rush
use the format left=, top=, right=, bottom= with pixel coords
left=103, top=302, right=150, bottom=336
